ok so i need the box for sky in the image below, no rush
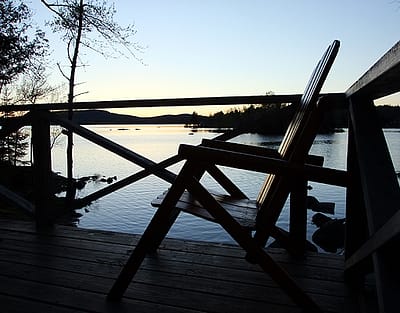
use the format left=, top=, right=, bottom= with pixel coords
left=29, top=0, right=400, bottom=117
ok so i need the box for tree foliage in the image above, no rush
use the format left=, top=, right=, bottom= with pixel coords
left=203, top=104, right=294, bottom=134
left=0, top=127, right=29, bottom=166
left=0, top=1, right=50, bottom=166
left=0, top=0, right=48, bottom=94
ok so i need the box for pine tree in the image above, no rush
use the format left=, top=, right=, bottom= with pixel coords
left=0, top=0, right=48, bottom=164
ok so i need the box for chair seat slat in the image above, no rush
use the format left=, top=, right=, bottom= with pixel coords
left=152, top=190, right=258, bottom=228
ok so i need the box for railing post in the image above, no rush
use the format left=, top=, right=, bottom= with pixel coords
left=31, top=110, right=53, bottom=226
left=346, top=97, right=400, bottom=312
left=344, top=108, right=371, bottom=310
left=345, top=114, right=370, bottom=274
left=289, top=176, right=308, bottom=256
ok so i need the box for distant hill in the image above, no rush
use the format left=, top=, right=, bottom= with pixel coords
left=55, top=110, right=208, bottom=125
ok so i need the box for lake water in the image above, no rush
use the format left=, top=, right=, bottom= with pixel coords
left=50, top=125, right=400, bottom=247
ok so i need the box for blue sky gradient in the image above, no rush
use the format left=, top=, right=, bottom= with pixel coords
left=30, top=0, right=399, bottom=116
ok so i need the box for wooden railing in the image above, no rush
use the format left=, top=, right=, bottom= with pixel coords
left=1, top=94, right=311, bottom=223
left=344, top=40, right=400, bottom=312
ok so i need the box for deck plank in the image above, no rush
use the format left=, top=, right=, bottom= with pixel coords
left=0, top=219, right=346, bottom=312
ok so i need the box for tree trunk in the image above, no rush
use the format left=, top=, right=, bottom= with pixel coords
left=65, top=0, right=84, bottom=208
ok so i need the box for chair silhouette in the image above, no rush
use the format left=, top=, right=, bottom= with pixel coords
left=108, top=40, right=340, bottom=312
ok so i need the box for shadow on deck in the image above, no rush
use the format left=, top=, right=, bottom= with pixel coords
left=0, top=219, right=350, bottom=313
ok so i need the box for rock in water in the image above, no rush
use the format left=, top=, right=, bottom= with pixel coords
left=312, top=213, right=345, bottom=253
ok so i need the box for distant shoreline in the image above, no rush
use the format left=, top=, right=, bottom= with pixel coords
left=54, top=109, right=203, bottom=125
left=57, top=107, right=400, bottom=131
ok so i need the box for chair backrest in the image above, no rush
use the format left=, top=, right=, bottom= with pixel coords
left=255, top=40, right=340, bottom=239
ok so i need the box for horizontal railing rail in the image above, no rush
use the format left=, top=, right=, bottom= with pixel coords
left=346, top=40, right=400, bottom=100
left=0, top=93, right=348, bottom=113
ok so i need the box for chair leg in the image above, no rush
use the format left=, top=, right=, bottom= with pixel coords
left=254, top=246, right=321, bottom=312
left=107, top=202, right=181, bottom=301
left=185, top=176, right=321, bottom=312
left=147, top=162, right=202, bottom=251
left=289, top=177, right=308, bottom=256
left=107, top=228, right=154, bottom=301
left=145, top=205, right=181, bottom=253
left=252, top=183, right=292, bottom=249
left=108, top=162, right=195, bottom=301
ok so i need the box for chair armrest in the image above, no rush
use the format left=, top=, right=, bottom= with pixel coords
left=201, top=139, right=280, bottom=158
left=180, top=144, right=295, bottom=174
left=179, top=144, right=347, bottom=186
left=201, top=139, right=324, bottom=166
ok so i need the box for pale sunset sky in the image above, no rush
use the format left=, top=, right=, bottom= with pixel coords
left=29, top=0, right=399, bottom=116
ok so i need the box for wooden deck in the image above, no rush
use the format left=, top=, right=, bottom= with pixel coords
left=0, top=219, right=347, bottom=313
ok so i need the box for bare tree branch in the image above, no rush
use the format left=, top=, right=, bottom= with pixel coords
left=74, top=91, right=89, bottom=98
left=57, top=62, right=70, bottom=81
left=40, top=0, right=71, bottom=26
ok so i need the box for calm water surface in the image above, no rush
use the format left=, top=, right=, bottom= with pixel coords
left=51, top=125, right=400, bottom=246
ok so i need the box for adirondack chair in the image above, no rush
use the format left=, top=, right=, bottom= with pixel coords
left=108, top=40, right=340, bottom=311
